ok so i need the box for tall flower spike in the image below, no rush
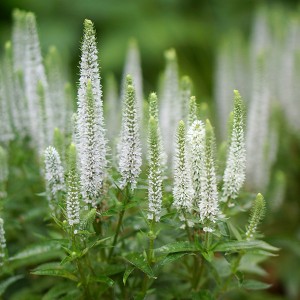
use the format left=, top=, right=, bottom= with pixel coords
left=0, top=64, right=14, bottom=144
left=0, top=218, right=6, bottom=266
left=222, top=90, right=246, bottom=202
left=24, top=12, right=52, bottom=148
left=149, top=92, right=167, bottom=167
left=66, top=144, right=80, bottom=227
left=119, top=75, right=142, bottom=190
left=180, top=76, right=192, bottom=123
left=46, top=46, right=69, bottom=133
left=78, top=80, right=107, bottom=207
left=246, top=193, right=266, bottom=240
left=199, top=120, right=219, bottom=232
left=187, top=120, right=206, bottom=207
left=159, top=49, right=180, bottom=163
left=77, top=19, right=107, bottom=207
left=188, top=96, right=198, bottom=128
left=147, top=117, right=163, bottom=222
left=44, top=146, right=65, bottom=211
left=173, top=121, right=193, bottom=213
left=121, top=39, right=144, bottom=126
left=0, top=147, right=8, bottom=199
left=104, top=74, right=120, bottom=141
left=12, top=9, right=27, bottom=72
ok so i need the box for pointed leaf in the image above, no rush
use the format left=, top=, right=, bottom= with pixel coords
left=123, top=253, right=155, bottom=278
left=214, top=240, right=279, bottom=253
left=0, top=275, right=23, bottom=296
left=123, top=265, right=135, bottom=285
left=31, top=262, right=78, bottom=281
left=242, top=279, right=271, bottom=290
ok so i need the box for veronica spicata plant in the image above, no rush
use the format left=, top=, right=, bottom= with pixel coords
left=0, top=11, right=279, bottom=300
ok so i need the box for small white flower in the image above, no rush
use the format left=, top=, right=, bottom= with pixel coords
left=44, top=146, right=65, bottom=209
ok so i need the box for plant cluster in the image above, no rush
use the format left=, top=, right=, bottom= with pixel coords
left=0, top=10, right=279, bottom=300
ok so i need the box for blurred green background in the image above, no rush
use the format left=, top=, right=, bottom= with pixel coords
left=0, top=0, right=297, bottom=99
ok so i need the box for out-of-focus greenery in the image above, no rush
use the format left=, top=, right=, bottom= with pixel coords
left=0, top=0, right=297, bottom=99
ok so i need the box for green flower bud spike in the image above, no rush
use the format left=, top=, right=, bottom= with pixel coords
left=246, top=193, right=266, bottom=240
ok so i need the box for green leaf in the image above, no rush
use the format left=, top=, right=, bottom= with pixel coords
left=242, top=279, right=271, bottom=290
left=31, top=262, right=78, bottom=281
left=123, top=253, right=155, bottom=278
left=9, top=242, right=62, bottom=269
left=0, top=275, right=23, bottom=296
left=155, top=241, right=198, bottom=255
left=156, top=252, right=188, bottom=269
left=202, top=251, right=213, bottom=262
left=42, top=282, right=75, bottom=300
left=90, top=275, right=114, bottom=286
left=123, top=265, right=135, bottom=285
left=214, top=240, right=279, bottom=253
left=191, top=290, right=214, bottom=300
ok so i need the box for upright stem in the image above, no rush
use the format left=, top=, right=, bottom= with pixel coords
left=108, top=185, right=131, bottom=260
left=192, top=231, right=209, bottom=291
left=141, top=218, right=156, bottom=296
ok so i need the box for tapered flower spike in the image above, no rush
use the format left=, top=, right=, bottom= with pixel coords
left=66, top=144, right=80, bottom=227
left=121, top=39, right=144, bottom=126
left=246, top=54, right=270, bottom=191
left=147, top=117, right=163, bottom=222
left=188, top=96, right=198, bottom=128
left=187, top=120, right=206, bottom=206
left=173, top=121, right=193, bottom=214
left=2, top=41, right=25, bottom=137
left=199, top=120, right=219, bottom=232
left=222, top=90, right=246, bottom=203
left=46, top=46, right=70, bottom=133
left=24, top=12, right=52, bottom=149
left=105, top=74, right=120, bottom=141
left=246, top=193, right=266, bottom=240
left=0, top=147, right=8, bottom=199
left=78, top=80, right=107, bottom=207
left=77, top=20, right=108, bottom=207
left=180, top=76, right=192, bottom=123
left=149, top=92, right=167, bottom=167
left=119, top=75, right=142, bottom=190
left=44, top=146, right=65, bottom=211
left=0, top=218, right=6, bottom=266
left=159, top=49, right=180, bottom=162
left=12, top=9, right=27, bottom=72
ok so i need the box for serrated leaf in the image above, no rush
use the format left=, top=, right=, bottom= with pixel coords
left=156, top=252, right=188, bottom=269
left=0, top=275, right=23, bottom=296
left=123, top=253, right=155, bottom=278
left=214, top=240, right=279, bottom=253
left=155, top=241, right=198, bottom=255
left=31, top=263, right=78, bottom=281
left=242, top=279, right=271, bottom=290
left=123, top=265, right=135, bottom=285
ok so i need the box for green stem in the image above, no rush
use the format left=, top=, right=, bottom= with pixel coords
left=141, top=218, right=156, bottom=297
left=216, top=252, right=243, bottom=299
left=192, top=231, right=209, bottom=291
left=108, top=186, right=131, bottom=261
